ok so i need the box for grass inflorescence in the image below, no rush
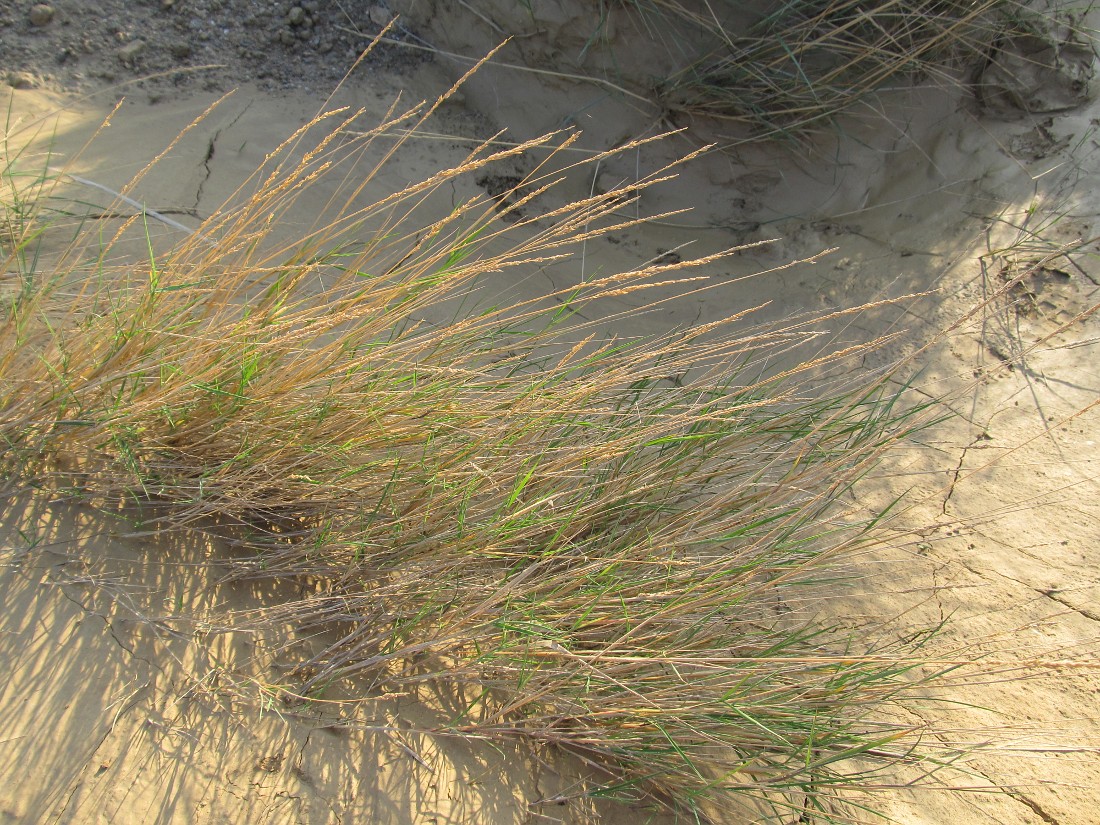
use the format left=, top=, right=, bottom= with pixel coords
left=2, top=83, right=966, bottom=821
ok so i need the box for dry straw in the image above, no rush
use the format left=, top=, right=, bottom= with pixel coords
left=1, top=65, right=1004, bottom=823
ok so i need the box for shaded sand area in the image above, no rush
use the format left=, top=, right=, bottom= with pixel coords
left=3, top=1, right=1100, bottom=822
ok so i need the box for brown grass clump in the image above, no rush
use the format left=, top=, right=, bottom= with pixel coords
left=1, top=82, right=970, bottom=820
left=615, top=0, right=1025, bottom=137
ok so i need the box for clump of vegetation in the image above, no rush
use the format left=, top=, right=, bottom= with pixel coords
left=1, top=83, right=962, bottom=821
left=612, top=0, right=1029, bottom=137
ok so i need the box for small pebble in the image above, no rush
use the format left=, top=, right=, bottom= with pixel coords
left=287, top=6, right=308, bottom=26
left=29, top=4, right=54, bottom=27
left=368, top=5, right=391, bottom=26
left=7, top=71, right=36, bottom=89
left=117, top=39, right=147, bottom=64
left=170, top=42, right=192, bottom=59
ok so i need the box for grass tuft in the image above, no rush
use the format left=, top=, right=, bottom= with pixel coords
left=606, top=0, right=1045, bottom=139
left=2, top=87, right=971, bottom=821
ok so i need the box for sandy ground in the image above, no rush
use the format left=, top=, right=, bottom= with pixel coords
left=2, top=1, right=1099, bottom=823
